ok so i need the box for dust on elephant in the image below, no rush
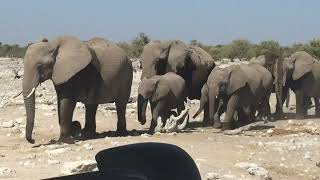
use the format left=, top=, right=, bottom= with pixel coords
left=281, top=51, right=320, bottom=118
left=137, top=72, right=188, bottom=133
left=194, top=64, right=273, bottom=130
left=141, top=40, right=215, bottom=125
left=23, top=36, right=133, bottom=143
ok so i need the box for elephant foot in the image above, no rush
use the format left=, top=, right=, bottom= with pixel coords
left=116, top=129, right=128, bottom=137
left=222, top=122, right=233, bottom=130
left=213, top=121, right=222, bottom=129
left=295, top=114, right=305, bottom=120
left=58, top=136, right=75, bottom=144
left=81, top=129, right=97, bottom=139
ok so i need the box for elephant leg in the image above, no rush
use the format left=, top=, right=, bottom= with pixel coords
left=275, top=85, right=289, bottom=118
left=315, top=96, right=320, bottom=117
left=213, top=99, right=225, bottom=129
left=83, top=104, right=98, bottom=137
left=57, top=98, right=76, bottom=143
left=222, top=95, right=239, bottom=130
left=202, top=104, right=211, bottom=126
left=115, top=100, right=128, bottom=136
left=295, top=89, right=306, bottom=119
left=150, top=101, right=166, bottom=134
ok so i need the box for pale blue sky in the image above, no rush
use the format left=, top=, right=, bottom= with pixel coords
left=0, top=0, right=319, bottom=46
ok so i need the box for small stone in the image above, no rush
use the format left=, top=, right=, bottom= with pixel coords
left=46, top=147, right=71, bottom=156
left=110, top=141, right=120, bottom=147
left=258, top=142, right=264, bottom=147
left=266, top=129, right=274, bottom=134
left=0, top=167, right=16, bottom=178
left=83, top=143, right=93, bottom=151
left=61, top=160, right=97, bottom=175
left=316, top=162, right=320, bottom=167
left=206, top=172, right=220, bottom=180
left=141, top=133, right=151, bottom=137
left=48, top=159, right=60, bottom=165
left=19, top=160, right=34, bottom=166
left=304, top=152, right=312, bottom=160
left=0, top=120, right=14, bottom=128
left=44, top=112, right=55, bottom=116
left=27, top=154, right=37, bottom=160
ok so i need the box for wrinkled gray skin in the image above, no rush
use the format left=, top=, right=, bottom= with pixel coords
left=194, top=64, right=273, bottom=130
left=280, top=51, right=320, bottom=118
left=141, top=40, right=215, bottom=125
left=137, top=72, right=187, bottom=133
left=23, top=36, right=133, bottom=143
left=249, top=55, right=285, bottom=117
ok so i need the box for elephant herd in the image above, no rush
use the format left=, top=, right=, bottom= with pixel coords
left=21, top=36, right=320, bottom=144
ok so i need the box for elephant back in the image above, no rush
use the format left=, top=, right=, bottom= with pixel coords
left=86, top=38, right=129, bottom=83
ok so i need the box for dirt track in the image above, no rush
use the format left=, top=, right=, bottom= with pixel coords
left=0, top=58, right=320, bottom=180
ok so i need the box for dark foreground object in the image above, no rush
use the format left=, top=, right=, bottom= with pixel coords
left=44, top=142, right=201, bottom=180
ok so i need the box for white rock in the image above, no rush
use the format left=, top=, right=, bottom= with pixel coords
left=266, top=129, right=274, bottom=134
left=48, top=159, right=60, bottom=165
left=19, top=160, right=34, bottom=166
left=83, top=143, right=94, bottom=151
left=61, top=160, right=97, bottom=175
left=110, top=141, right=120, bottom=147
left=0, top=167, right=16, bottom=178
left=247, top=166, right=272, bottom=180
left=304, top=152, right=312, bottom=160
left=44, top=112, right=55, bottom=116
left=235, top=162, right=271, bottom=180
left=141, top=133, right=151, bottom=137
left=46, top=147, right=71, bottom=156
left=206, top=172, right=220, bottom=180
left=14, top=118, right=24, bottom=124
left=0, top=120, right=14, bottom=128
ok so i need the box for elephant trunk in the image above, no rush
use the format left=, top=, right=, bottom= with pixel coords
left=137, top=95, right=148, bottom=125
left=193, top=84, right=209, bottom=119
left=274, top=58, right=284, bottom=115
left=22, top=64, right=39, bottom=144
left=192, top=93, right=207, bottom=119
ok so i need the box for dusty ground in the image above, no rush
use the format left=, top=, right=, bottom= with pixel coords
left=0, top=58, right=320, bottom=180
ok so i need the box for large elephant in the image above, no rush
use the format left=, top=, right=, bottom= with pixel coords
left=249, top=54, right=285, bottom=117
left=141, top=40, right=215, bottom=125
left=137, top=72, right=188, bottom=133
left=280, top=51, right=320, bottom=118
left=193, top=64, right=273, bottom=130
left=23, top=36, right=133, bottom=143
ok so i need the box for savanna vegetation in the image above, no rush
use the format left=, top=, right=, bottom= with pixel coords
left=1, top=33, right=320, bottom=60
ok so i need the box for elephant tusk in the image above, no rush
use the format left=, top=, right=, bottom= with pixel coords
left=12, top=91, right=22, bottom=99
left=26, top=88, right=36, bottom=98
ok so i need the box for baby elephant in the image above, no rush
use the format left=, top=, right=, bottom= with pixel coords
left=137, top=72, right=188, bottom=133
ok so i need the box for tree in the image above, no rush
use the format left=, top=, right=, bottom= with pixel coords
left=309, top=38, right=320, bottom=59
left=256, top=40, right=282, bottom=59
left=228, top=39, right=252, bottom=61
left=130, top=33, right=150, bottom=58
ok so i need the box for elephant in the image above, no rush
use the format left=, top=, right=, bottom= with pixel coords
left=249, top=54, right=285, bottom=117
left=23, top=36, right=133, bottom=143
left=280, top=51, right=320, bottom=118
left=193, top=63, right=273, bottom=130
left=141, top=40, right=216, bottom=125
left=137, top=72, right=188, bottom=133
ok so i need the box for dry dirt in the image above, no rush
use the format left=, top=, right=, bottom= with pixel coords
left=0, top=58, right=320, bottom=180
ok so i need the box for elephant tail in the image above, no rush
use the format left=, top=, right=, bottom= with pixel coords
left=192, top=84, right=209, bottom=118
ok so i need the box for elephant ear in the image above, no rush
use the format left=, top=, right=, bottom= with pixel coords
left=52, top=36, right=92, bottom=85
left=167, top=40, right=189, bottom=72
left=227, top=66, right=248, bottom=95
left=292, top=51, right=314, bottom=81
